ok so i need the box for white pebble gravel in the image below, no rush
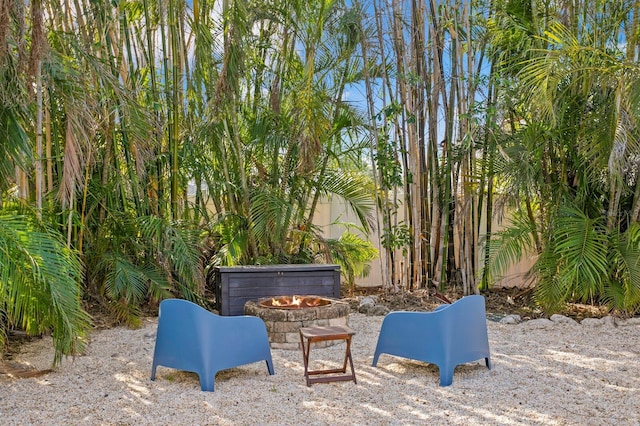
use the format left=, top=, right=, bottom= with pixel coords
left=1, top=313, right=639, bottom=425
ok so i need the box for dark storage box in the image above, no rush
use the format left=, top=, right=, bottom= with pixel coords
left=213, top=264, right=341, bottom=316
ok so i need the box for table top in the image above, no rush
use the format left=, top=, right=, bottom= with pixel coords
left=299, top=325, right=355, bottom=339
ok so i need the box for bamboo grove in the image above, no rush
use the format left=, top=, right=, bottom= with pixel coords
left=1, top=0, right=640, bottom=361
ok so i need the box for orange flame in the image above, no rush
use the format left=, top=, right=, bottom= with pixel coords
left=264, top=295, right=328, bottom=309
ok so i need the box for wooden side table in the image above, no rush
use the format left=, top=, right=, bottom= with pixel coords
left=299, top=325, right=357, bottom=386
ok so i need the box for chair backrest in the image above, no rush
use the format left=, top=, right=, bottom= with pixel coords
left=439, top=295, right=486, bottom=327
left=155, top=299, right=212, bottom=369
left=440, top=295, right=489, bottom=363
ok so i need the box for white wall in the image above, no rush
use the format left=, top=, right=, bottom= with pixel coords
left=316, top=196, right=384, bottom=288
left=318, top=196, right=535, bottom=289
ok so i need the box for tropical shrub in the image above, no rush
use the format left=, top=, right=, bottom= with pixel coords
left=0, top=207, right=90, bottom=364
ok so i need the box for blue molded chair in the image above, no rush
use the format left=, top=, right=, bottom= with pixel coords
left=372, top=295, right=491, bottom=386
left=151, top=299, right=275, bottom=391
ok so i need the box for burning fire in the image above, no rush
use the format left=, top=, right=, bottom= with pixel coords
left=261, top=295, right=330, bottom=309
left=272, top=295, right=302, bottom=307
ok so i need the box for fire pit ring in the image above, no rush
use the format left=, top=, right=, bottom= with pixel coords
left=245, top=296, right=350, bottom=350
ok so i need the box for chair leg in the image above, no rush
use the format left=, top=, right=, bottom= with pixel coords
left=150, top=364, right=157, bottom=381
left=371, top=351, right=381, bottom=367
left=199, top=373, right=215, bottom=392
left=265, top=358, right=275, bottom=375
left=485, top=356, right=492, bottom=370
left=438, top=365, right=454, bottom=386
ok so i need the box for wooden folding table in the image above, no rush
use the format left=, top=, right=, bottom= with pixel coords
left=299, top=325, right=357, bottom=386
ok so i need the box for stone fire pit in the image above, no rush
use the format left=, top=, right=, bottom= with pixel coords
left=244, top=295, right=350, bottom=350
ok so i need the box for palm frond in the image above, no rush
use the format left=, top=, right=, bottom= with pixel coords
left=319, top=170, right=375, bottom=232
left=138, top=215, right=204, bottom=300
left=207, top=214, right=251, bottom=267
left=0, top=105, right=30, bottom=189
left=326, top=231, right=378, bottom=289
left=0, top=210, right=90, bottom=365
left=480, top=212, right=537, bottom=286
left=606, top=223, right=640, bottom=313
left=250, top=188, right=294, bottom=252
left=100, top=253, right=171, bottom=326
left=532, top=245, right=570, bottom=312
left=553, top=207, right=608, bottom=299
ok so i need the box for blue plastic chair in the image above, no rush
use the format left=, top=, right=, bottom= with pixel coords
left=372, top=295, right=491, bottom=386
left=151, top=299, right=275, bottom=391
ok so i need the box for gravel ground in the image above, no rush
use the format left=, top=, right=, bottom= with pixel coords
left=1, top=313, right=639, bottom=426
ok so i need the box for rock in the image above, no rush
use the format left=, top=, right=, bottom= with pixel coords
left=360, top=296, right=377, bottom=305
left=358, top=297, right=376, bottom=314
left=601, top=316, right=616, bottom=326
left=550, top=314, right=578, bottom=325
left=368, top=305, right=390, bottom=316
left=618, top=317, right=640, bottom=326
left=581, top=317, right=603, bottom=327
left=524, top=318, right=554, bottom=328
left=499, top=314, right=522, bottom=324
